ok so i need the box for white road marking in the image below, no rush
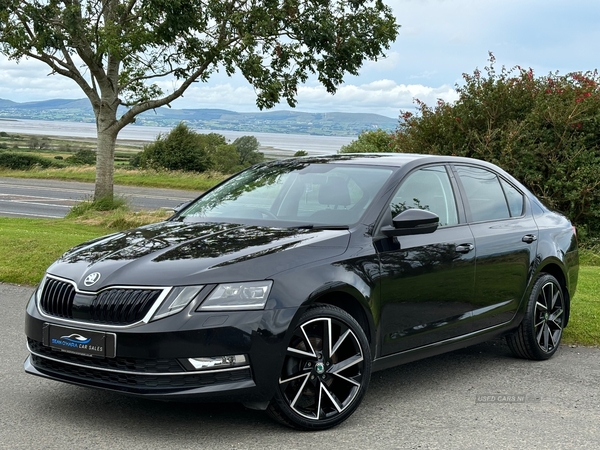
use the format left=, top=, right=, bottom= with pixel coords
left=0, top=182, right=193, bottom=201
left=0, top=200, right=72, bottom=208
left=0, top=210, right=63, bottom=218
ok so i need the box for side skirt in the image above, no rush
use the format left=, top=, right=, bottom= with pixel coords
left=371, top=319, right=521, bottom=373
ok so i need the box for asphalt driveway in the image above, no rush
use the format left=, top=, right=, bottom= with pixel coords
left=1, top=283, right=598, bottom=449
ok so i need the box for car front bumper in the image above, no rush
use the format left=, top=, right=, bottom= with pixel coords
left=24, top=291, right=299, bottom=403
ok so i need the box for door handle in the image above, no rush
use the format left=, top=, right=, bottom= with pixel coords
left=522, top=234, right=538, bottom=244
left=455, top=243, right=474, bottom=253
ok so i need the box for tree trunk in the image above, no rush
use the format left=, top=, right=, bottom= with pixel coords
left=94, top=107, right=119, bottom=200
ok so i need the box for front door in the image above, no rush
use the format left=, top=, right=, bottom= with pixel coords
left=378, top=165, right=477, bottom=356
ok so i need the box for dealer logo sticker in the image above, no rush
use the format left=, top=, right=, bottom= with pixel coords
left=84, top=272, right=101, bottom=287
left=58, top=334, right=91, bottom=345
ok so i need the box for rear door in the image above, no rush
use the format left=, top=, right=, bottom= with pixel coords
left=453, top=165, right=538, bottom=331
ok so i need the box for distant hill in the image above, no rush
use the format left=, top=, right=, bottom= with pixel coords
left=0, top=98, right=397, bottom=137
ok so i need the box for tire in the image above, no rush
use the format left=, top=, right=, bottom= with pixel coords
left=507, top=274, right=566, bottom=360
left=267, top=304, right=371, bottom=430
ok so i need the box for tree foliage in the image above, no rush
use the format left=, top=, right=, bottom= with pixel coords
left=137, top=122, right=263, bottom=173
left=233, top=136, right=263, bottom=166
left=393, top=54, right=600, bottom=240
left=138, top=123, right=216, bottom=172
left=0, top=0, right=399, bottom=199
left=339, top=128, right=394, bottom=153
left=209, top=143, right=242, bottom=174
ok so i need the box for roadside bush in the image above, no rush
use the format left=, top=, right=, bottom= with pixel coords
left=137, top=123, right=215, bottom=172
left=66, top=149, right=96, bottom=165
left=339, top=129, right=395, bottom=153
left=129, top=152, right=141, bottom=168
left=233, top=135, right=264, bottom=165
left=0, top=131, right=8, bottom=137
left=208, top=136, right=264, bottom=173
left=209, top=144, right=245, bottom=173
left=392, top=54, right=600, bottom=241
left=293, top=150, right=309, bottom=157
left=137, top=123, right=264, bottom=174
left=0, top=152, right=58, bottom=170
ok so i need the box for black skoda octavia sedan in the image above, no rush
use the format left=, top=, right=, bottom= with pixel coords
left=25, top=154, right=578, bottom=430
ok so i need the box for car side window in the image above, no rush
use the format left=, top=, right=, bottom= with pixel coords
left=390, top=165, right=459, bottom=227
left=455, top=166, right=511, bottom=222
left=500, top=178, right=525, bottom=217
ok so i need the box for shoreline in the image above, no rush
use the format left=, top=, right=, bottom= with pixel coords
left=0, top=118, right=352, bottom=155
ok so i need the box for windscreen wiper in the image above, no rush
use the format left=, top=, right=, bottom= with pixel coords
left=288, top=224, right=350, bottom=230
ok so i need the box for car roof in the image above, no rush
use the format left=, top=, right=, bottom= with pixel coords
left=287, top=153, right=480, bottom=168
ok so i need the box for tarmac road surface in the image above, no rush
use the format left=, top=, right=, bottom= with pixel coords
left=1, top=283, right=599, bottom=449
left=0, top=177, right=199, bottom=218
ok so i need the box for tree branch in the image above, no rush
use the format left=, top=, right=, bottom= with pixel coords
left=117, top=61, right=211, bottom=129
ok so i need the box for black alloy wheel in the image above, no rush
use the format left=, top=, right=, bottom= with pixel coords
left=268, top=304, right=371, bottom=430
left=507, top=274, right=565, bottom=360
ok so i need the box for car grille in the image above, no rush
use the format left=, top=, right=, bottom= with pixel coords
left=40, top=277, right=76, bottom=319
left=29, top=349, right=253, bottom=393
left=28, top=339, right=185, bottom=374
left=40, top=277, right=163, bottom=325
left=90, top=288, right=161, bottom=324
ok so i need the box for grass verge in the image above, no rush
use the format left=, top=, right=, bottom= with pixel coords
left=563, top=265, right=600, bottom=346
left=0, top=209, right=170, bottom=285
left=0, top=218, right=109, bottom=285
left=0, top=166, right=226, bottom=191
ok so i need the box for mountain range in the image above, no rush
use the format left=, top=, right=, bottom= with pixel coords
left=0, top=98, right=398, bottom=137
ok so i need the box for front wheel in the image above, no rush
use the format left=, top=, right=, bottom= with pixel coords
left=507, top=274, right=566, bottom=360
left=267, top=304, right=371, bottom=430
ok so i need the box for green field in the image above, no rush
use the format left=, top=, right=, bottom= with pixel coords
left=0, top=166, right=226, bottom=191
left=0, top=131, right=141, bottom=159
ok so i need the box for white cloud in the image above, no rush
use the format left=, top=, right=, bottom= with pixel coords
left=163, top=80, right=458, bottom=118
left=293, top=81, right=457, bottom=117
left=164, top=82, right=258, bottom=109
left=2, top=0, right=600, bottom=119
left=0, top=56, right=83, bottom=99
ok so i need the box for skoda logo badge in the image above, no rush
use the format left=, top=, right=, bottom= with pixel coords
left=315, top=362, right=325, bottom=375
left=84, top=272, right=101, bottom=287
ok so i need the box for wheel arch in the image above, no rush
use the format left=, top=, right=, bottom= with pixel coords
left=536, top=260, right=571, bottom=326
left=305, top=284, right=376, bottom=355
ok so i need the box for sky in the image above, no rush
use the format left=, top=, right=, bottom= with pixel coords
left=1, top=0, right=599, bottom=119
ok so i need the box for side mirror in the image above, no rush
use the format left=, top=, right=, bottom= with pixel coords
left=381, top=209, right=439, bottom=237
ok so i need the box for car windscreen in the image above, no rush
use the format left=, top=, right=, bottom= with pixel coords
left=179, top=161, right=394, bottom=227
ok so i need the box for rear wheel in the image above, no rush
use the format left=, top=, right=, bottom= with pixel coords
left=267, top=304, right=371, bottom=430
left=507, top=274, right=565, bottom=360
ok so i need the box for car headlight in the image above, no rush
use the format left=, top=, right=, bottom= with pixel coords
left=150, top=286, right=204, bottom=321
left=197, top=281, right=273, bottom=311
